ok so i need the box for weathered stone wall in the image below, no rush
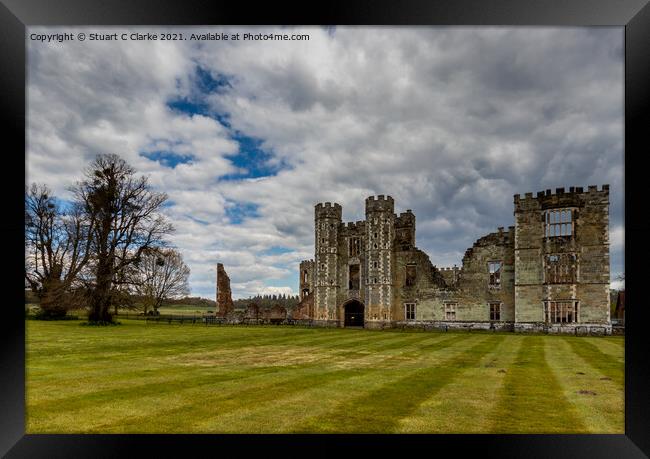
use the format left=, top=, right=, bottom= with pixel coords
left=364, top=195, right=395, bottom=326
left=216, top=263, right=234, bottom=317
left=393, top=247, right=447, bottom=321
left=314, top=202, right=341, bottom=323
left=514, top=185, right=610, bottom=326
left=299, top=259, right=314, bottom=301
left=439, top=267, right=460, bottom=287
left=293, top=292, right=313, bottom=320
left=454, top=227, right=516, bottom=322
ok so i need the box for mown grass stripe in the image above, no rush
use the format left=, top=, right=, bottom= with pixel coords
left=26, top=321, right=624, bottom=433
left=395, top=334, right=520, bottom=433
left=542, top=337, right=624, bottom=433
left=95, top=336, right=468, bottom=432
left=562, top=337, right=624, bottom=385
left=488, top=335, right=586, bottom=433
left=293, top=334, right=498, bottom=433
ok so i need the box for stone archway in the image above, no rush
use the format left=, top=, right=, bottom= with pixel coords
left=344, top=299, right=365, bottom=327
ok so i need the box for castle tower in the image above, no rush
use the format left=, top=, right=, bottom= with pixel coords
left=314, top=202, right=342, bottom=325
left=513, top=185, right=610, bottom=331
left=365, top=195, right=395, bottom=327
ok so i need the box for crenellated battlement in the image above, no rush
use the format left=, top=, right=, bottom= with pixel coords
left=315, top=202, right=343, bottom=220
left=395, top=209, right=415, bottom=227
left=366, top=194, right=395, bottom=214
left=366, top=194, right=394, bottom=202
left=514, top=184, right=609, bottom=212
left=440, top=266, right=460, bottom=272
left=339, top=220, right=367, bottom=234
left=514, top=184, right=609, bottom=202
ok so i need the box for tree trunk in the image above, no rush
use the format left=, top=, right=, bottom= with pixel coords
left=89, top=261, right=114, bottom=323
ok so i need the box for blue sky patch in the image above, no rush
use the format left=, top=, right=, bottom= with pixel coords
left=261, top=246, right=294, bottom=256
left=225, top=200, right=260, bottom=224
left=195, top=66, right=232, bottom=94
left=141, top=151, right=194, bottom=168
left=221, top=133, right=291, bottom=180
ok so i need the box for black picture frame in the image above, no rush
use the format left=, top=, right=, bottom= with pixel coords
left=2, top=0, right=649, bottom=457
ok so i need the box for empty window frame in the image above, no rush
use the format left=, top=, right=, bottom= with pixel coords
left=544, top=253, right=577, bottom=284
left=348, top=264, right=360, bottom=290
left=349, top=237, right=361, bottom=256
left=544, top=300, right=578, bottom=323
left=444, top=302, right=457, bottom=321
left=545, top=208, right=573, bottom=237
left=405, top=264, right=417, bottom=287
left=405, top=303, right=416, bottom=321
left=488, top=261, right=502, bottom=288
left=303, top=270, right=309, bottom=283
left=489, top=302, right=501, bottom=321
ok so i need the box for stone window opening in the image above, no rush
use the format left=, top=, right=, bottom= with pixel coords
left=544, top=300, right=579, bottom=323
left=405, top=264, right=417, bottom=287
left=544, top=253, right=577, bottom=283
left=489, top=302, right=501, bottom=321
left=444, top=302, right=457, bottom=321
left=373, top=243, right=378, bottom=249
left=488, top=261, right=502, bottom=288
left=321, top=238, right=326, bottom=244
left=374, top=232, right=378, bottom=239
left=348, top=264, right=360, bottom=290
left=302, top=288, right=309, bottom=297
left=349, top=237, right=361, bottom=256
left=405, top=303, right=416, bottom=321
left=545, top=208, right=573, bottom=237
left=303, top=270, right=308, bottom=283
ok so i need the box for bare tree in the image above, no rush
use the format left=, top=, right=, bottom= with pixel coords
left=132, top=248, right=190, bottom=315
left=72, top=154, right=173, bottom=323
left=24, top=184, right=94, bottom=317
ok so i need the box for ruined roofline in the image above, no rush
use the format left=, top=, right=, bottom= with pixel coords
left=462, top=226, right=515, bottom=260
left=299, top=259, right=314, bottom=264
left=514, top=184, right=609, bottom=202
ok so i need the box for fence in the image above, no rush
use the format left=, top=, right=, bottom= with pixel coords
left=116, top=312, right=311, bottom=327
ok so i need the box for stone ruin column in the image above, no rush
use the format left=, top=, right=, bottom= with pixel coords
left=216, top=263, right=234, bottom=317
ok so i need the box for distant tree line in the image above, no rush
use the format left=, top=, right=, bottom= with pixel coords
left=25, top=153, right=190, bottom=323
left=233, top=294, right=300, bottom=310
left=161, top=296, right=216, bottom=308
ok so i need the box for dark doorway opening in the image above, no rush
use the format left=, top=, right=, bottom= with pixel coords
left=344, top=300, right=365, bottom=327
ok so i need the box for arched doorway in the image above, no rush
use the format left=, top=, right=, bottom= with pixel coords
left=344, top=300, right=365, bottom=327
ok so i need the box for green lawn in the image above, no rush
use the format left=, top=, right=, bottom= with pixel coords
left=26, top=320, right=624, bottom=433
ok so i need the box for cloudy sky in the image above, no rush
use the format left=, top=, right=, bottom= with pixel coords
left=27, top=26, right=625, bottom=299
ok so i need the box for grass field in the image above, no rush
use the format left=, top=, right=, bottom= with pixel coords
left=26, top=320, right=624, bottom=433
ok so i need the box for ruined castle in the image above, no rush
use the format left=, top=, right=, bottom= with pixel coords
left=295, top=185, right=611, bottom=334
